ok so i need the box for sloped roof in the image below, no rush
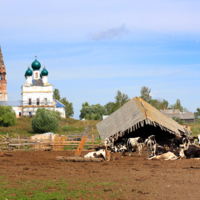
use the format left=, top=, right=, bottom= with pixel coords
left=0, top=100, right=22, bottom=107
left=55, top=99, right=65, bottom=108
left=97, top=97, right=191, bottom=141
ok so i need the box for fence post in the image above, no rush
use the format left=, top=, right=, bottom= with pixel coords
left=72, top=139, right=73, bottom=150
left=17, top=135, right=20, bottom=149
left=92, top=135, right=94, bottom=149
left=6, top=133, right=9, bottom=148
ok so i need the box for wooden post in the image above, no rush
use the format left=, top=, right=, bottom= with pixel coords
left=92, top=134, right=94, bottom=149
left=6, top=133, right=9, bottom=148
left=74, top=125, right=91, bottom=157
left=72, top=139, right=73, bottom=150
left=105, top=146, right=111, bottom=161
left=17, top=135, right=20, bottom=149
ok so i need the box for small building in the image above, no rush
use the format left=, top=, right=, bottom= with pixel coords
left=182, top=124, right=191, bottom=131
left=160, top=109, right=195, bottom=123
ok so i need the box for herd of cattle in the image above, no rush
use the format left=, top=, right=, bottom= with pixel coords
left=84, top=135, right=200, bottom=161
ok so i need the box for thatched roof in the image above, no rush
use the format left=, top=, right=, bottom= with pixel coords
left=97, top=97, right=191, bottom=141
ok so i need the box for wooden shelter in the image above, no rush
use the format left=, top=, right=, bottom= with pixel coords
left=97, top=97, right=191, bottom=143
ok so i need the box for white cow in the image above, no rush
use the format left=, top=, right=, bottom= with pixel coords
left=84, top=149, right=106, bottom=160
left=147, top=149, right=185, bottom=160
left=127, top=137, right=144, bottom=157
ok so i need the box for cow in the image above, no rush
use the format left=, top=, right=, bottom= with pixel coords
left=104, top=137, right=114, bottom=147
left=155, top=145, right=168, bottom=155
left=182, top=145, right=200, bottom=159
left=171, top=136, right=189, bottom=150
left=197, top=135, right=200, bottom=146
left=127, top=137, right=144, bottom=157
left=189, top=137, right=198, bottom=145
left=147, top=151, right=182, bottom=160
left=84, top=149, right=106, bottom=160
left=145, top=135, right=156, bottom=157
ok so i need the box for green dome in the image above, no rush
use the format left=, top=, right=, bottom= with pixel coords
left=41, top=67, right=48, bottom=76
left=25, top=67, right=33, bottom=77
left=31, top=56, right=41, bottom=70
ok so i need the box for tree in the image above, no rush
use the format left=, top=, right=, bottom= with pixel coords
left=115, top=90, right=130, bottom=108
left=0, top=105, right=16, bottom=127
left=149, top=98, right=169, bottom=110
left=32, top=108, right=61, bottom=133
left=194, top=108, right=200, bottom=119
left=53, top=88, right=74, bottom=118
left=53, top=89, right=61, bottom=101
left=140, top=86, right=151, bottom=103
left=60, top=97, right=74, bottom=118
left=79, top=103, right=107, bottom=120
left=169, top=99, right=183, bottom=112
left=104, top=90, right=130, bottom=115
left=172, top=117, right=184, bottom=125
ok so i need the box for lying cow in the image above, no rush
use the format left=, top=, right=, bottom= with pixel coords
left=155, top=145, right=168, bottom=155
left=182, top=145, right=200, bottom=159
left=145, top=135, right=156, bottom=157
left=147, top=151, right=182, bottom=160
left=171, top=136, right=189, bottom=150
left=84, top=149, right=106, bottom=160
left=127, top=137, right=144, bottom=157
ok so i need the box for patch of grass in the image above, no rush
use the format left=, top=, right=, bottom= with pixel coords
left=0, top=117, right=100, bottom=138
left=0, top=178, right=120, bottom=200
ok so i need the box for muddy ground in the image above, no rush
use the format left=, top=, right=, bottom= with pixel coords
left=1, top=150, right=200, bottom=199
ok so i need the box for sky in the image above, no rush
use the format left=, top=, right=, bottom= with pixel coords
left=1, top=0, right=200, bottom=119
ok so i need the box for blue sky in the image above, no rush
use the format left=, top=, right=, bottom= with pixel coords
left=1, top=0, right=200, bottom=118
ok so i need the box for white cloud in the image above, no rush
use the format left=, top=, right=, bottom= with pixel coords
left=90, top=24, right=128, bottom=41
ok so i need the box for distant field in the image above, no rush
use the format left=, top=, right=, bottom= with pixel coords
left=0, top=117, right=100, bottom=138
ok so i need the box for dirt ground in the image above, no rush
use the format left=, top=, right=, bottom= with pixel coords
left=1, top=150, right=200, bottom=200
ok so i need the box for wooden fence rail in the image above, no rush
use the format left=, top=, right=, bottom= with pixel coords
left=0, top=133, right=101, bottom=151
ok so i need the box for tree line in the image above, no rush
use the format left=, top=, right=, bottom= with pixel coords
left=79, top=86, right=190, bottom=120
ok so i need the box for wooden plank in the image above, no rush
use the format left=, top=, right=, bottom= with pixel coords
left=9, top=142, right=40, bottom=146
left=55, top=156, right=104, bottom=162
left=74, top=125, right=91, bottom=157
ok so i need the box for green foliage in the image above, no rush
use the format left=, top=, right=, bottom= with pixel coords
left=194, top=108, right=200, bottom=119
left=53, top=88, right=74, bottom=118
left=169, top=99, right=183, bottom=112
left=62, top=125, right=71, bottom=131
left=79, top=103, right=107, bottom=120
left=31, top=108, right=61, bottom=133
left=172, top=117, right=184, bottom=125
left=140, top=86, right=151, bottom=103
left=53, top=89, right=61, bottom=101
left=60, top=97, right=74, bottom=118
left=150, top=99, right=169, bottom=110
left=0, top=105, right=16, bottom=127
left=104, top=90, right=130, bottom=115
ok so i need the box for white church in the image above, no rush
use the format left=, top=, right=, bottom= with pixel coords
left=0, top=56, right=66, bottom=118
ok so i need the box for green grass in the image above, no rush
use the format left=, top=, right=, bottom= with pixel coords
left=0, top=117, right=100, bottom=138
left=0, top=176, right=119, bottom=200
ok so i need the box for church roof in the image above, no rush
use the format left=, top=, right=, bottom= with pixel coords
left=31, top=56, right=41, bottom=71
left=55, top=99, right=65, bottom=108
left=0, top=100, right=22, bottom=107
left=32, top=79, right=44, bottom=86
left=0, top=46, right=6, bottom=74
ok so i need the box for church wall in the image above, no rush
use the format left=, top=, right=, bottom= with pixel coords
left=13, top=106, right=22, bottom=118
left=55, top=107, right=66, bottom=118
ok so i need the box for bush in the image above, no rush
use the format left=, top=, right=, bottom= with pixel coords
left=31, top=108, right=61, bottom=133
left=0, top=105, right=16, bottom=127
left=61, top=125, right=71, bottom=132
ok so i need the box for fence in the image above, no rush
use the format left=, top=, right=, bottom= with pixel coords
left=0, top=133, right=101, bottom=151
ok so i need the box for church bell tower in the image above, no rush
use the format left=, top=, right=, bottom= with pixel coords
left=0, top=46, right=7, bottom=101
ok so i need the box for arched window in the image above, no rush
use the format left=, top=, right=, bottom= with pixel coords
left=35, top=73, right=38, bottom=78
